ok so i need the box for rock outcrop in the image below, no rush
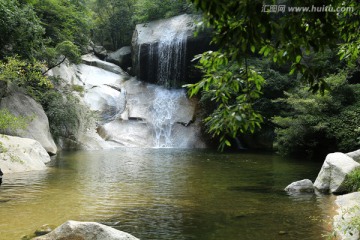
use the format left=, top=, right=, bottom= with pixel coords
left=106, top=46, right=132, bottom=71
left=346, top=149, right=360, bottom=163
left=32, top=220, right=139, bottom=240
left=0, top=135, right=51, bottom=173
left=131, top=14, right=212, bottom=87
left=314, top=152, right=360, bottom=193
left=333, top=192, right=360, bottom=240
left=284, top=179, right=314, bottom=193
left=47, top=55, right=206, bottom=149
left=0, top=92, right=57, bottom=155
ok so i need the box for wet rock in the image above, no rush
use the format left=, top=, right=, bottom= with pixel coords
left=32, top=220, right=139, bottom=240
left=284, top=179, right=314, bottom=193
left=35, top=224, right=55, bottom=236
left=132, top=14, right=212, bottom=87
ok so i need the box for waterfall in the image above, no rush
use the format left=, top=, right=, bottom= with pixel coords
left=151, top=88, right=185, bottom=147
left=142, top=22, right=187, bottom=88
left=157, top=32, right=187, bottom=88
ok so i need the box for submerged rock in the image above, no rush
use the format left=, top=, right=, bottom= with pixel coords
left=32, top=220, right=139, bottom=240
left=314, top=152, right=360, bottom=193
left=284, top=179, right=314, bottom=193
left=0, top=135, right=50, bottom=173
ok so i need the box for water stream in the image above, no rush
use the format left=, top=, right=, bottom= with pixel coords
left=0, top=149, right=334, bottom=240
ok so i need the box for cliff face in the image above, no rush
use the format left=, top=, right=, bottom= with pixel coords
left=131, top=14, right=212, bottom=88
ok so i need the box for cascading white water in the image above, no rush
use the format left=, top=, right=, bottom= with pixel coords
left=157, top=32, right=187, bottom=87
left=151, top=88, right=185, bottom=147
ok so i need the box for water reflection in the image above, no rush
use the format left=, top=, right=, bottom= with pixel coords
left=0, top=149, right=333, bottom=240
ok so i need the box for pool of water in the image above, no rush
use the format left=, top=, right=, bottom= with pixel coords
left=0, top=148, right=334, bottom=239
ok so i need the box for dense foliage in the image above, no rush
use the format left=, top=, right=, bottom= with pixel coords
left=273, top=71, right=360, bottom=158
left=187, top=0, right=360, bottom=151
left=90, top=0, right=195, bottom=50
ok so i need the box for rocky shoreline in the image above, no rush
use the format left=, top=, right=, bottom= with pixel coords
left=285, top=149, right=360, bottom=239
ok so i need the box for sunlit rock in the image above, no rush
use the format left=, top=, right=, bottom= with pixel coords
left=314, top=152, right=360, bottom=193
left=0, top=92, right=57, bottom=155
left=32, top=220, right=139, bottom=240
left=0, top=135, right=50, bottom=173
left=346, top=149, right=360, bottom=163
left=284, top=179, right=314, bottom=193
left=333, top=192, right=360, bottom=240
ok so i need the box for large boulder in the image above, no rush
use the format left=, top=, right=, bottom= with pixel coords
left=333, top=192, right=360, bottom=240
left=284, top=179, right=314, bottom=193
left=0, top=135, right=51, bottom=173
left=132, top=14, right=212, bottom=87
left=346, top=149, right=360, bottom=163
left=313, top=152, right=360, bottom=193
left=106, top=46, right=132, bottom=71
left=32, top=220, right=139, bottom=240
left=0, top=92, right=57, bottom=155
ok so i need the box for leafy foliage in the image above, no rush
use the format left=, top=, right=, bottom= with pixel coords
left=0, top=0, right=44, bottom=59
left=185, top=51, right=264, bottom=150
left=40, top=90, right=93, bottom=141
left=273, top=71, right=360, bottom=158
left=0, top=56, right=53, bottom=98
left=91, top=0, right=136, bottom=50
left=31, top=0, right=92, bottom=49
left=0, top=109, right=29, bottom=133
left=186, top=0, right=359, bottom=150
left=344, top=168, right=360, bottom=193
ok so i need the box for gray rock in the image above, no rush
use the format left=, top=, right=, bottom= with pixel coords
left=333, top=192, right=360, bottom=240
left=346, top=149, right=360, bottom=163
left=0, top=92, right=57, bottom=155
left=84, top=85, right=126, bottom=123
left=284, top=179, right=314, bottom=193
left=106, top=46, right=132, bottom=70
left=32, top=220, right=139, bottom=240
left=93, top=45, right=108, bottom=59
left=0, top=135, right=51, bottom=173
left=82, top=54, right=128, bottom=75
left=314, top=152, right=360, bottom=193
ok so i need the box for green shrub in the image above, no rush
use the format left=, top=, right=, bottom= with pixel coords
left=0, top=108, right=30, bottom=133
left=273, top=71, right=360, bottom=159
left=344, top=168, right=360, bottom=193
left=40, top=90, right=93, bottom=141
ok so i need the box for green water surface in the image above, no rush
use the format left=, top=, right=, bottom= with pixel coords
left=0, top=149, right=334, bottom=240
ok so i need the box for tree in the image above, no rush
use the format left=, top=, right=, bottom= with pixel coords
left=186, top=0, right=360, bottom=150
left=0, top=0, right=44, bottom=59
left=91, top=0, right=136, bottom=50
left=31, top=0, right=92, bottom=49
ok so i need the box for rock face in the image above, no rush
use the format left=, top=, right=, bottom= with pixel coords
left=284, top=179, right=314, bottom=193
left=106, top=46, right=132, bottom=70
left=132, top=14, right=212, bottom=87
left=47, top=55, right=206, bottom=149
left=346, top=149, right=360, bottom=163
left=0, top=135, right=51, bottom=173
left=32, top=220, right=139, bottom=240
left=333, top=192, right=360, bottom=240
left=0, top=92, right=57, bottom=155
left=313, top=152, right=360, bottom=193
